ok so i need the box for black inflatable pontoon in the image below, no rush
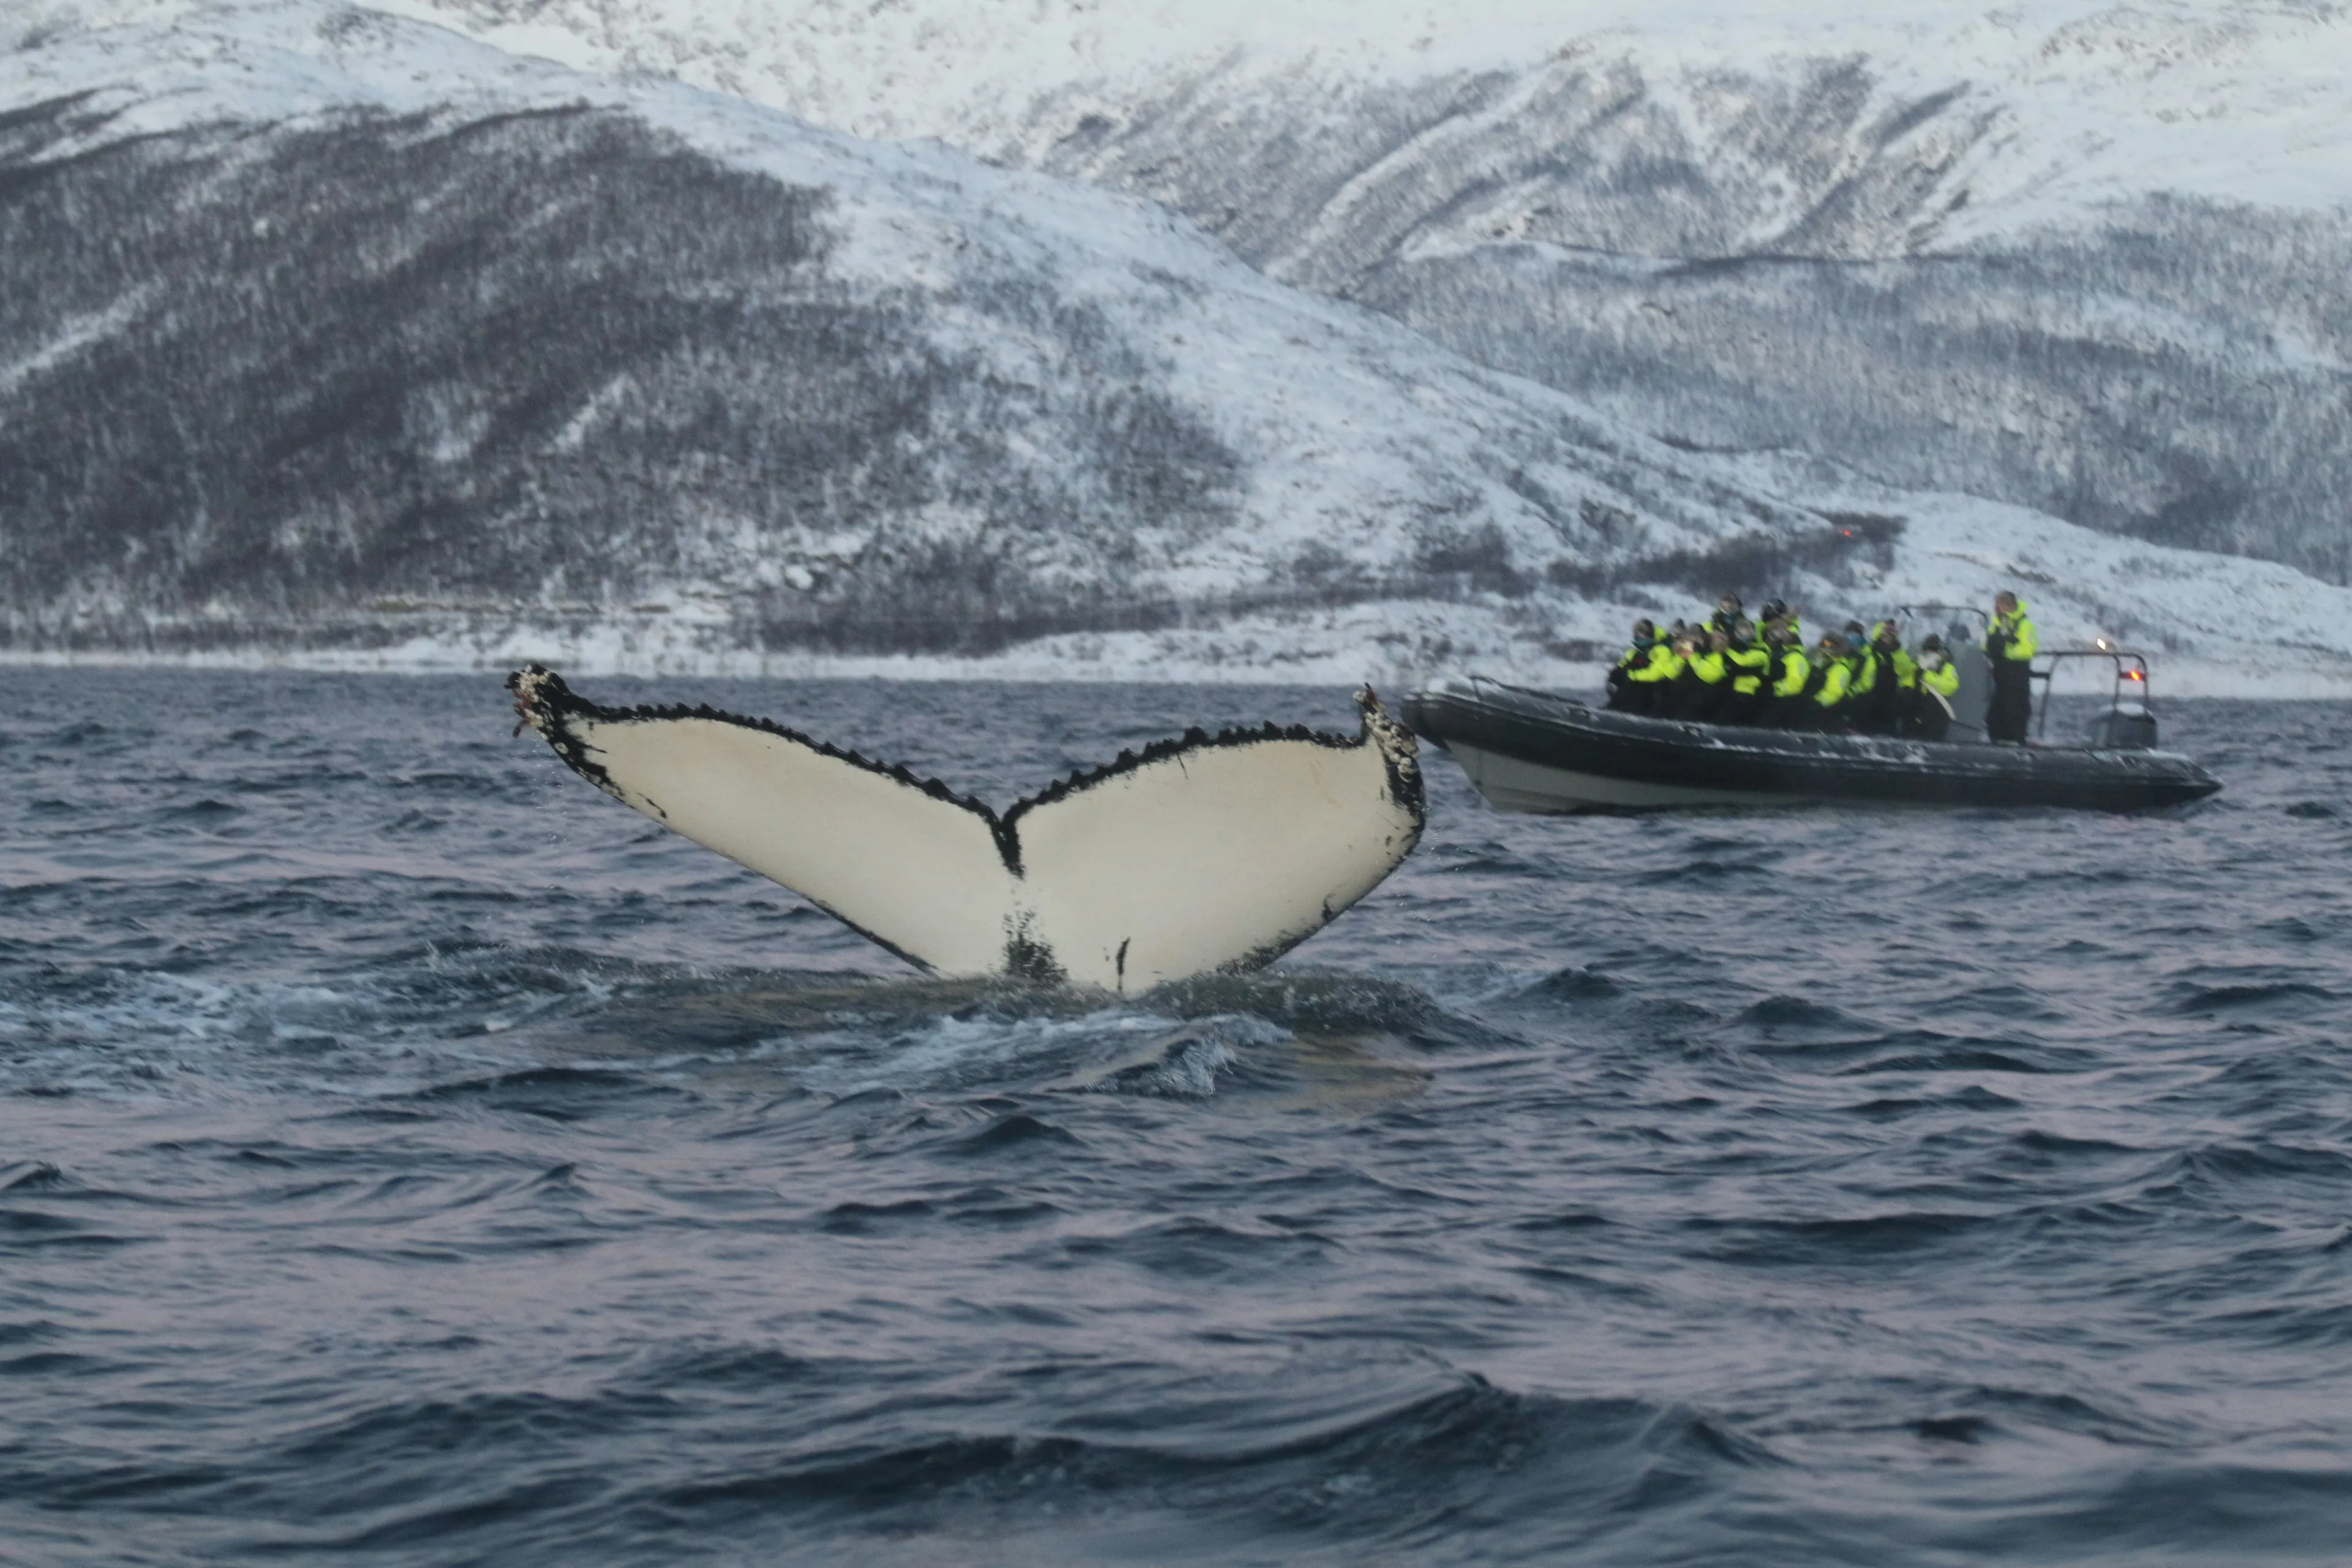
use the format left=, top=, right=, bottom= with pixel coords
left=1401, top=666, right=2221, bottom=814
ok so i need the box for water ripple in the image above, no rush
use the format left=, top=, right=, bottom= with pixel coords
left=2, top=673, right=2350, bottom=1565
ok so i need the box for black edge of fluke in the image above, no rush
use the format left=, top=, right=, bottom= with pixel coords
left=1355, top=683, right=1427, bottom=827
left=507, top=664, right=1003, bottom=827
left=507, top=666, right=1427, bottom=876
left=995, top=682, right=1423, bottom=836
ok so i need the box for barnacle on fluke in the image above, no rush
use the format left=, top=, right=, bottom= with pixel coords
left=507, top=666, right=1423, bottom=992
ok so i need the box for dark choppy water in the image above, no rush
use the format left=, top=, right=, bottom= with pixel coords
left=4, top=669, right=2350, bottom=1566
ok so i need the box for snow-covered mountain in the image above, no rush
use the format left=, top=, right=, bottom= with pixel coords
left=364, top=0, right=2352, bottom=232
left=0, top=2, right=1838, bottom=666
left=370, top=0, right=2352, bottom=585
left=4, top=1, right=2350, bottom=693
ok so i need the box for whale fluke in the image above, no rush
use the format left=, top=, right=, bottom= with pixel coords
left=507, top=667, right=1423, bottom=992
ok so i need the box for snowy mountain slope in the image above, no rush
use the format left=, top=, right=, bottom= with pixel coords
left=358, top=0, right=2352, bottom=584
left=5, top=0, right=2351, bottom=696
left=356, top=0, right=2352, bottom=235
left=0, top=1, right=1856, bottom=657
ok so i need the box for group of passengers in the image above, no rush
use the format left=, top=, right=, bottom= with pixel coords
left=1602, top=590, right=2040, bottom=742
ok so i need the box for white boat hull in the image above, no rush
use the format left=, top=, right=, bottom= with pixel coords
left=1446, top=740, right=1773, bottom=813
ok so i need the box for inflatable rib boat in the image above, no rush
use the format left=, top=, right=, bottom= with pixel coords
left=1401, top=673, right=2221, bottom=814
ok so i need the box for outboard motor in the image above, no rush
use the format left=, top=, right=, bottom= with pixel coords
left=2090, top=701, right=2158, bottom=750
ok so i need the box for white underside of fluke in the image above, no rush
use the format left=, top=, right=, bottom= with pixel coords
left=508, top=668, right=1424, bottom=992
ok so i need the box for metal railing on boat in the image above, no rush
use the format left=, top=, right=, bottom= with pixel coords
left=2031, top=648, right=2155, bottom=742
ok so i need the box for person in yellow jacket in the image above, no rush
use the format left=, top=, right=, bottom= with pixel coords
left=1985, top=590, right=2038, bottom=742
left=1888, top=628, right=1921, bottom=693
left=1760, top=599, right=1802, bottom=644
left=1623, top=624, right=1683, bottom=715
left=1605, top=619, right=1660, bottom=712
left=1909, top=634, right=1961, bottom=740
left=1840, top=620, right=1886, bottom=733
left=1721, top=617, right=1773, bottom=726
left=1762, top=620, right=1814, bottom=728
left=1807, top=631, right=1858, bottom=731
left=1851, top=620, right=1910, bottom=734
left=1670, top=628, right=1731, bottom=721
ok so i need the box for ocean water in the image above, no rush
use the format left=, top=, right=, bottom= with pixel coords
left=4, top=668, right=2349, bottom=1567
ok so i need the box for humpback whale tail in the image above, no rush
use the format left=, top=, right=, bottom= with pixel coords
left=508, top=668, right=1424, bottom=993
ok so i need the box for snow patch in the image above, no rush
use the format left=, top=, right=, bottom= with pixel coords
left=346, top=0, right=2352, bottom=232
left=0, top=293, right=147, bottom=397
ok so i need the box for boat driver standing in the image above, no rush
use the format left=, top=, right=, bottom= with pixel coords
left=1985, top=590, right=2038, bottom=742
